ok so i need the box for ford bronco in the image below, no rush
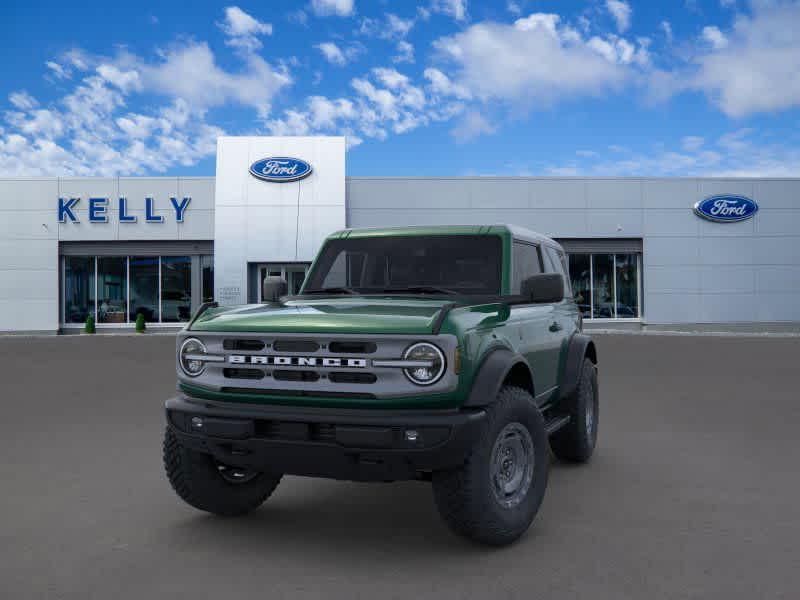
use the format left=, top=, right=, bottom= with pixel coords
left=163, top=225, right=599, bottom=545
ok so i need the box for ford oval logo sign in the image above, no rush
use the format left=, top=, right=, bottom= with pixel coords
left=693, top=195, right=758, bottom=223
left=249, top=157, right=312, bottom=183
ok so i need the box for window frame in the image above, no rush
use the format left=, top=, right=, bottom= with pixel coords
left=511, top=239, right=544, bottom=295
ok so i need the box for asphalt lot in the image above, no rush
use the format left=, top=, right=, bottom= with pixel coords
left=1, top=334, right=798, bottom=600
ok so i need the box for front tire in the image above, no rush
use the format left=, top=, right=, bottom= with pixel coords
left=550, top=357, right=598, bottom=463
left=163, top=427, right=282, bottom=516
left=432, top=386, right=549, bottom=546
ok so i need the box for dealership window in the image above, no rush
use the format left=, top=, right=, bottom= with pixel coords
left=97, top=257, right=127, bottom=323
left=63, top=256, right=95, bottom=324
left=61, top=254, right=213, bottom=326
left=566, top=253, right=641, bottom=320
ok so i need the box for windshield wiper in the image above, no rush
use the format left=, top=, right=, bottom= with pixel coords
left=303, top=286, right=359, bottom=295
left=379, top=285, right=458, bottom=295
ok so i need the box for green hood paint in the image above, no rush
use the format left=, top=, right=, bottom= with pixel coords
left=190, top=297, right=454, bottom=334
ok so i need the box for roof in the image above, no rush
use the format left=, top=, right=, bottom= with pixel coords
left=327, top=224, right=558, bottom=247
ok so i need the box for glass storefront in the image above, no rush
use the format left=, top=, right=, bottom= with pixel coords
left=567, top=252, right=641, bottom=319
left=61, top=254, right=213, bottom=326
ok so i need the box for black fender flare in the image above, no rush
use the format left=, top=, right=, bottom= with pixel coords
left=463, top=348, right=533, bottom=407
left=559, top=333, right=597, bottom=401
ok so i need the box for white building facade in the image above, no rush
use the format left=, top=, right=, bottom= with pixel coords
left=0, top=136, right=798, bottom=333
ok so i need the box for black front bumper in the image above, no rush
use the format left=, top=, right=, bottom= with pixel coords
left=166, top=395, right=486, bottom=482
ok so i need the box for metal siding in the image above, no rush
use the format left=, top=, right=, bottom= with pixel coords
left=59, top=241, right=213, bottom=256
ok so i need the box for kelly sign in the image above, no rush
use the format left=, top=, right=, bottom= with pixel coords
left=58, top=197, right=191, bottom=223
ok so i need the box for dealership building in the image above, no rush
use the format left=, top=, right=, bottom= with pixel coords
left=0, top=136, right=798, bottom=334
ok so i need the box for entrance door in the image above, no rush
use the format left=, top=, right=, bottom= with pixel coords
left=255, top=263, right=310, bottom=301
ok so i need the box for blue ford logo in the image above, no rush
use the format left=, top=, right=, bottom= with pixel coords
left=249, top=157, right=312, bottom=182
left=693, top=195, right=758, bottom=223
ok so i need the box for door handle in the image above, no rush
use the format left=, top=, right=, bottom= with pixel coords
left=549, top=322, right=563, bottom=332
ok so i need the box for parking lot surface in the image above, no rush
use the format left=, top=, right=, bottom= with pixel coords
left=1, top=334, right=798, bottom=599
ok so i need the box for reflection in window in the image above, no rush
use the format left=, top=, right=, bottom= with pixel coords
left=615, top=254, right=639, bottom=318
left=97, top=257, right=127, bottom=323
left=130, top=256, right=159, bottom=322
left=161, top=256, right=191, bottom=322
left=64, top=256, right=95, bottom=323
left=568, top=254, right=591, bottom=318
left=201, top=255, right=214, bottom=302
left=591, top=254, right=614, bottom=318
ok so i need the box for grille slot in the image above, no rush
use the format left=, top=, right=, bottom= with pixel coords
left=329, top=341, right=377, bottom=354
left=223, top=368, right=265, bottom=380
left=220, top=387, right=376, bottom=400
left=223, top=339, right=265, bottom=351
left=273, top=370, right=320, bottom=382
left=329, top=371, right=377, bottom=384
left=273, top=340, right=320, bottom=353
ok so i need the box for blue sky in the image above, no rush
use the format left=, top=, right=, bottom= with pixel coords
left=1, top=0, right=798, bottom=177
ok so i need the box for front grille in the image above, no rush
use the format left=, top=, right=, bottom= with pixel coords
left=329, top=341, right=377, bottom=354
left=329, top=371, right=377, bottom=384
left=220, top=387, right=377, bottom=400
left=223, top=368, right=265, bottom=380
left=273, top=339, right=320, bottom=353
left=223, top=339, right=265, bottom=351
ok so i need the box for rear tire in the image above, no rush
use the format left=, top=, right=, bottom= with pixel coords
left=432, top=386, right=549, bottom=546
left=163, top=427, right=282, bottom=516
left=550, top=357, right=598, bottom=463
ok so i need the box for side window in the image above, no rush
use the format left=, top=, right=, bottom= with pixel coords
left=544, top=246, right=572, bottom=298
left=511, top=241, right=543, bottom=293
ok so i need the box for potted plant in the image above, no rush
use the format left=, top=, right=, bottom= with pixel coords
left=84, top=314, right=96, bottom=334
left=135, top=313, right=146, bottom=333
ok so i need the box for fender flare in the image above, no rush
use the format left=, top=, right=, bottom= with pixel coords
left=463, top=348, right=533, bottom=407
left=559, top=333, right=597, bottom=401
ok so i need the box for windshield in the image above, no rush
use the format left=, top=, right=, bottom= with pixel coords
left=303, top=235, right=502, bottom=295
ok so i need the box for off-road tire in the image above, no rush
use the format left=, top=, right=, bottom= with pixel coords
left=432, top=386, right=549, bottom=546
left=550, top=357, right=598, bottom=463
left=163, top=427, right=282, bottom=516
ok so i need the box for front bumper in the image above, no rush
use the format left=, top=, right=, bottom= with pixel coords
left=166, top=394, right=486, bottom=482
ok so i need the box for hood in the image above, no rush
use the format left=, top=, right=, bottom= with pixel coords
left=190, top=297, right=453, bottom=335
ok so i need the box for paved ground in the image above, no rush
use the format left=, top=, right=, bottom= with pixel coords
left=1, top=334, right=798, bottom=600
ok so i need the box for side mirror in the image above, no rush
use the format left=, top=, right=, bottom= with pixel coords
left=262, top=276, right=288, bottom=303
left=521, top=273, right=564, bottom=304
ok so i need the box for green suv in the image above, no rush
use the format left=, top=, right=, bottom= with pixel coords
left=164, top=225, right=598, bottom=545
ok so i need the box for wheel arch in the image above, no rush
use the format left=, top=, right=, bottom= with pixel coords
left=463, top=348, right=535, bottom=407
left=559, top=333, right=597, bottom=401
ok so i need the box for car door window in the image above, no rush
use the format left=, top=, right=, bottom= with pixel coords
left=511, top=241, right=543, bottom=294
left=545, top=246, right=572, bottom=298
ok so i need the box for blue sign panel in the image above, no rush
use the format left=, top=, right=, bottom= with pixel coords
left=249, top=157, right=313, bottom=182
left=693, top=195, right=758, bottom=223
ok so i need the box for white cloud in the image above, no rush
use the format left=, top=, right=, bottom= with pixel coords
left=690, top=1, right=800, bottom=116
left=310, top=0, right=354, bottom=17
left=386, top=14, right=414, bottom=38
left=45, top=61, right=71, bottom=80
left=430, top=0, right=468, bottom=21
left=507, top=1, right=522, bottom=16
left=423, top=67, right=472, bottom=100
left=701, top=25, right=728, bottom=49
left=720, top=0, right=736, bottom=7
left=681, top=135, right=704, bottom=152
left=606, top=0, right=632, bottom=33
left=314, top=42, right=363, bottom=66
left=393, top=41, right=415, bottom=63
left=546, top=128, right=800, bottom=177
left=432, top=13, right=638, bottom=107
left=9, top=91, right=38, bottom=111
left=451, top=110, right=496, bottom=142
left=218, top=6, right=272, bottom=51
left=660, top=20, right=673, bottom=43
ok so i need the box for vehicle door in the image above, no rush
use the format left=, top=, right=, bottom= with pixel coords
left=508, top=240, right=561, bottom=402
left=543, top=246, right=579, bottom=390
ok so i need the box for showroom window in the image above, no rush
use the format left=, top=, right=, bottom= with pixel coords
left=567, top=253, right=641, bottom=319
left=61, top=254, right=213, bottom=326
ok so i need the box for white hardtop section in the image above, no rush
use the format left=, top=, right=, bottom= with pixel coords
left=213, top=136, right=346, bottom=305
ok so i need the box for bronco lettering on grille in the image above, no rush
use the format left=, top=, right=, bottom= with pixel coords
left=228, top=355, right=368, bottom=368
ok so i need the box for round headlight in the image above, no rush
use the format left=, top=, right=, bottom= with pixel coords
left=179, top=338, right=207, bottom=377
left=403, top=342, right=446, bottom=386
